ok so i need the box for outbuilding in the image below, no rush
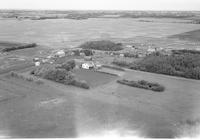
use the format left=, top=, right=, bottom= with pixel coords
left=35, top=61, right=40, bottom=66
left=55, top=50, right=65, bottom=57
left=81, top=62, right=95, bottom=70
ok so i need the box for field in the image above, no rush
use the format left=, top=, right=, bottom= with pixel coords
left=74, top=69, right=118, bottom=88
left=97, top=69, right=200, bottom=137
left=0, top=18, right=200, bottom=48
left=0, top=12, right=200, bottom=138
left=170, top=29, right=200, bottom=42
left=0, top=67, right=200, bottom=138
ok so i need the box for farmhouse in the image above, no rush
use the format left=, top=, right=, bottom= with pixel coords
left=55, top=50, right=65, bottom=57
left=33, top=57, right=40, bottom=62
left=126, top=45, right=132, bottom=48
left=147, top=46, right=156, bottom=55
left=82, top=62, right=95, bottom=69
left=119, top=53, right=124, bottom=57
left=35, top=61, right=40, bottom=66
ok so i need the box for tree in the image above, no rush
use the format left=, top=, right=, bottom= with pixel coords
left=58, top=60, right=76, bottom=71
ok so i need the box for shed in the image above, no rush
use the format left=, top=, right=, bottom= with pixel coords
left=55, top=50, right=65, bottom=57
left=35, top=61, right=40, bottom=66
left=82, top=62, right=95, bottom=69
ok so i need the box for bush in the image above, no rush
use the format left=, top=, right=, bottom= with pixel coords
left=35, top=79, right=44, bottom=85
left=81, top=49, right=93, bottom=56
left=31, top=64, right=90, bottom=89
left=57, top=60, right=75, bottom=71
left=71, top=79, right=90, bottom=89
left=25, top=77, right=34, bottom=82
left=112, top=59, right=131, bottom=67
left=72, top=50, right=80, bottom=56
left=79, top=40, right=123, bottom=51
left=124, top=52, right=138, bottom=58
left=9, top=71, right=44, bottom=85
left=117, top=79, right=165, bottom=92
left=172, top=49, right=200, bottom=55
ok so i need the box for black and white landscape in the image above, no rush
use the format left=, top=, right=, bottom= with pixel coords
left=0, top=0, right=200, bottom=138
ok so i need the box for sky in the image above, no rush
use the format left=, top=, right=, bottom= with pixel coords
left=0, top=0, right=199, bottom=11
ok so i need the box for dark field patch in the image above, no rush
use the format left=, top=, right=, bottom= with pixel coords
left=74, top=69, right=117, bottom=88
left=169, top=29, right=200, bottom=42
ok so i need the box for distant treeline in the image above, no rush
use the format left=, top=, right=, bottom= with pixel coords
left=79, top=40, right=123, bottom=51
left=113, top=50, right=200, bottom=80
left=1, top=43, right=37, bottom=52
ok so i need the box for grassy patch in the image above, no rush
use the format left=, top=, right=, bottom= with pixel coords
left=74, top=69, right=117, bottom=88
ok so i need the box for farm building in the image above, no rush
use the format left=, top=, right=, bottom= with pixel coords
left=33, top=57, right=40, bottom=62
left=126, top=45, right=132, bottom=48
left=119, top=54, right=124, bottom=57
left=35, top=61, right=40, bottom=66
left=82, top=62, right=95, bottom=70
left=147, top=46, right=156, bottom=54
left=55, top=50, right=65, bottom=57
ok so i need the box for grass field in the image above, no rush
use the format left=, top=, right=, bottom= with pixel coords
left=0, top=68, right=200, bottom=138
left=0, top=18, right=200, bottom=48
left=115, top=70, right=200, bottom=137
left=0, top=16, right=200, bottom=138
left=170, top=29, right=200, bottom=42
left=74, top=69, right=117, bottom=88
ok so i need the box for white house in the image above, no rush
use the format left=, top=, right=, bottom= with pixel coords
left=55, top=50, right=65, bottom=57
left=147, top=46, right=156, bottom=54
left=35, top=61, right=40, bottom=66
left=33, top=57, right=40, bottom=62
left=119, top=53, right=124, bottom=57
left=82, top=62, right=95, bottom=69
left=126, top=45, right=132, bottom=48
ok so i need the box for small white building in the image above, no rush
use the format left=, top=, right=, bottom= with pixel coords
left=33, top=57, right=40, bottom=62
left=119, top=54, right=124, bottom=57
left=35, top=61, right=40, bottom=66
left=42, top=59, right=48, bottom=63
left=55, top=50, right=65, bottom=57
left=80, top=52, right=85, bottom=56
left=147, top=46, right=156, bottom=54
left=82, top=62, right=95, bottom=70
left=47, top=55, right=52, bottom=59
left=126, top=45, right=132, bottom=48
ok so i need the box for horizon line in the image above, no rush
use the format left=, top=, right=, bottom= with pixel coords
left=0, top=8, right=200, bottom=12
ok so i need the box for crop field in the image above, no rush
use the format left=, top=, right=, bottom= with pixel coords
left=0, top=18, right=200, bottom=48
